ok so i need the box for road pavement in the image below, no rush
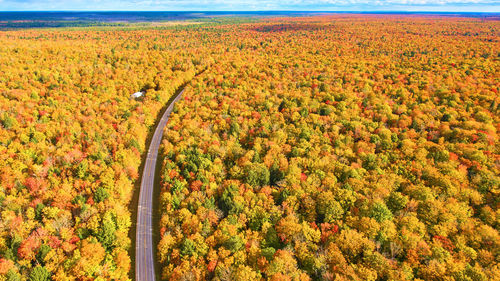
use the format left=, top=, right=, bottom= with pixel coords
left=136, top=89, right=185, bottom=281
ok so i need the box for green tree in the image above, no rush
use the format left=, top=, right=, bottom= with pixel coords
left=219, top=184, right=243, bottom=215
left=244, top=163, right=270, bottom=187
left=387, top=192, right=408, bottom=213
left=317, top=191, right=344, bottom=223
left=29, top=266, right=50, bottom=281
left=76, top=160, right=89, bottom=179
left=223, top=235, right=244, bottom=253
left=97, top=212, right=116, bottom=250
left=6, top=270, right=21, bottom=281
left=36, top=244, right=51, bottom=265
left=180, top=238, right=196, bottom=257
left=370, top=202, right=393, bottom=223
left=94, top=187, right=110, bottom=203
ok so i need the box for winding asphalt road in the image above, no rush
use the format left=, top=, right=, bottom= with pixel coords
left=136, top=89, right=185, bottom=281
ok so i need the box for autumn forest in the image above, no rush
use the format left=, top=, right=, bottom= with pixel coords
left=0, top=14, right=498, bottom=281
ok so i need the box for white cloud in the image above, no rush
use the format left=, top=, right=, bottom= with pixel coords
left=0, top=0, right=498, bottom=11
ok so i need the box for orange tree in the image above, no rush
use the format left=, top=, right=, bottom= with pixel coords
left=157, top=16, right=499, bottom=280
left=0, top=25, right=216, bottom=280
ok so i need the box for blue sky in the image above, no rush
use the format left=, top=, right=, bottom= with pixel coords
left=0, top=0, right=498, bottom=12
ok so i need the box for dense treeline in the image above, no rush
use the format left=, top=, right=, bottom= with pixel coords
left=0, top=15, right=497, bottom=281
left=0, top=21, right=127, bottom=30
left=158, top=16, right=499, bottom=280
left=0, top=28, right=214, bottom=280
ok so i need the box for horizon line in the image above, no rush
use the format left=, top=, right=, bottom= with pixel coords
left=0, top=10, right=499, bottom=13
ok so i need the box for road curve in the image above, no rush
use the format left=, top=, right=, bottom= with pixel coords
left=136, top=89, right=185, bottom=281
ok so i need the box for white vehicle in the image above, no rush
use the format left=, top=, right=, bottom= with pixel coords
left=131, top=91, right=144, bottom=99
